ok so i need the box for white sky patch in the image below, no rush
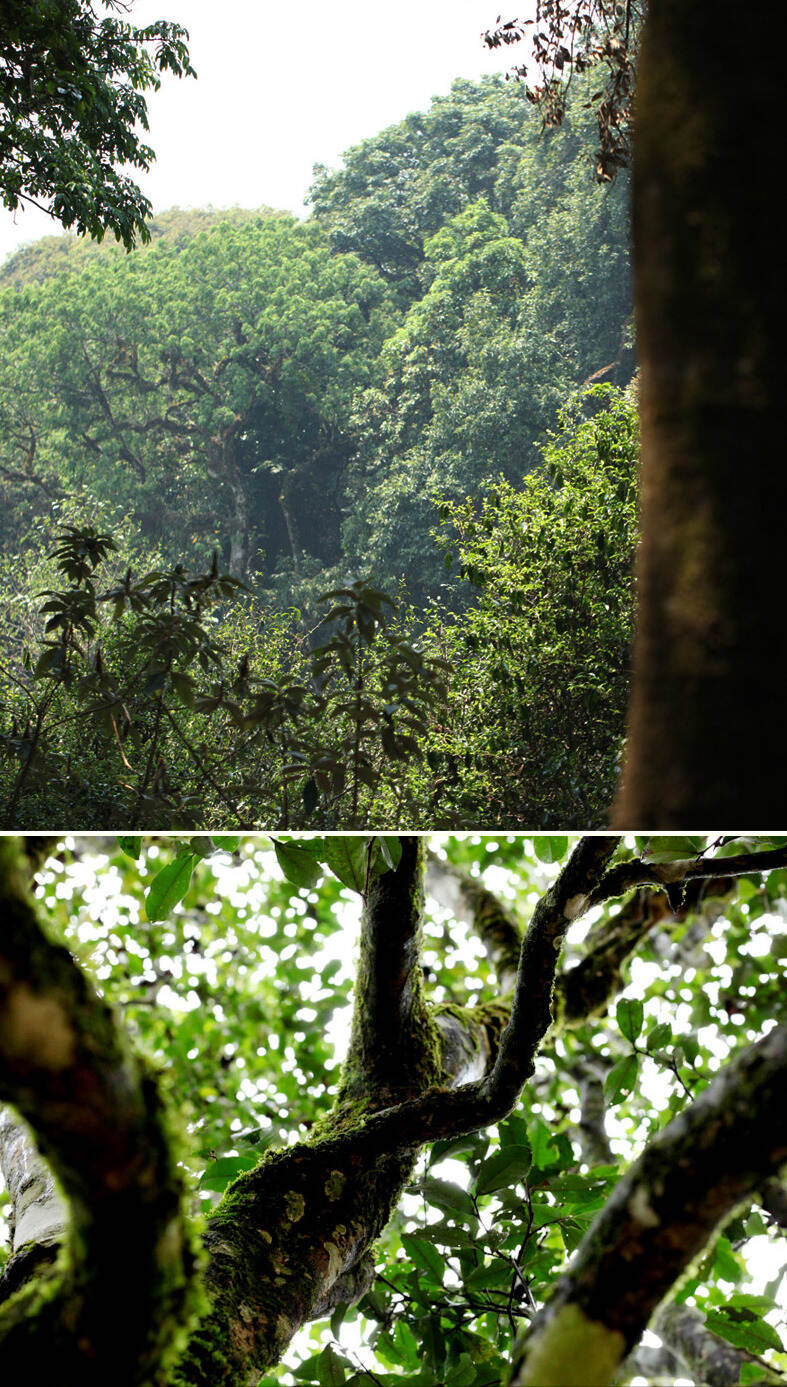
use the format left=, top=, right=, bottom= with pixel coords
left=0, top=0, right=534, bottom=266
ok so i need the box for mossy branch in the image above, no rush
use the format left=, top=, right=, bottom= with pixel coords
left=0, top=837, right=201, bottom=1386
left=556, top=875, right=734, bottom=1025
left=588, top=845, right=787, bottom=906
left=510, top=1023, right=787, bottom=1387
left=337, top=836, right=442, bottom=1107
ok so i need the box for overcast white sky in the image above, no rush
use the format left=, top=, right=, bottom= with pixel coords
left=0, top=0, right=528, bottom=267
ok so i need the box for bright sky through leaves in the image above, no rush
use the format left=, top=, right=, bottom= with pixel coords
left=0, top=0, right=527, bottom=265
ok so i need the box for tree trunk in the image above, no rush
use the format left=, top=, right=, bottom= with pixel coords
left=226, top=467, right=250, bottom=580
left=612, top=0, right=784, bottom=826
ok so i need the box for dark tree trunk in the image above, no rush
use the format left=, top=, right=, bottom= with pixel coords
left=612, top=0, right=784, bottom=827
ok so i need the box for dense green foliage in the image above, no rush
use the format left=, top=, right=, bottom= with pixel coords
left=0, top=385, right=636, bottom=829
left=0, top=77, right=635, bottom=826
left=413, top=386, right=638, bottom=827
left=0, top=0, right=193, bottom=246
left=2, top=833, right=785, bottom=1384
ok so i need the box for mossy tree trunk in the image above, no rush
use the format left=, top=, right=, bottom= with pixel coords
left=3, top=837, right=787, bottom=1385
left=613, top=0, right=784, bottom=826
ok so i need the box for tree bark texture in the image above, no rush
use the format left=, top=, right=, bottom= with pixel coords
left=613, top=0, right=785, bottom=826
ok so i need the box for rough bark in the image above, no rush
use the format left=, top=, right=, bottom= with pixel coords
left=613, top=0, right=785, bottom=826
left=0, top=837, right=200, bottom=1387
left=169, top=837, right=446, bottom=1386
left=4, top=835, right=784, bottom=1386
left=510, top=1024, right=787, bottom=1386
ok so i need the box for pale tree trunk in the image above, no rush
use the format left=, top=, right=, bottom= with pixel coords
left=225, top=468, right=250, bottom=580
left=613, top=0, right=784, bottom=826
left=0, top=1109, right=66, bottom=1295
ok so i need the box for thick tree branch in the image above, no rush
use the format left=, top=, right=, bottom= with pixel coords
left=0, top=1107, right=66, bottom=1295
left=510, top=1023, right=787, bottom=1386
left=333, top=838, right=622, bottom=1157
left=337, top=837, right=442, bottom=1106
left=173, top=839, right=446, bottom=1386
left=0, top=838, right=199, bottom=1386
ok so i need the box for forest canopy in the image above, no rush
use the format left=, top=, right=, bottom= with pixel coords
left=1, top=832, right=785, bottom=1385
left=0, top=77, right=635, bottom=830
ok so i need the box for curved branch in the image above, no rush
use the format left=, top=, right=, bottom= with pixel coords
left=510, top=1023, right=787, bottom=1387
left=0, top=838, right=199, bottom=1386
left=556, top=875, right=734, bottom=1025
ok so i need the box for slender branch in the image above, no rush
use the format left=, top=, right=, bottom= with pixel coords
left=589, top=846, right=787, bottom=907
left=556, top=875, right=733, bottom=1025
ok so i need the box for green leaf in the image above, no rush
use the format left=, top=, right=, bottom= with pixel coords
left=475, top=1143, right=532, bottom=1196
left=317, top=1345, right=347, bottom=1386
left=704, top=1309, right=782, bottom=1354
left=274, top=840, right=322, bottom=889
left=646, top=1021, right=672, bottom=1051
left=319, top=838, right=370, bottom=893
left=145, top=852, right=196, bottom=921
left=445, top=1357, right=476, bottom=1387
left=199, top=1153, right=258, bottom=1192
left=118, top=836, right=142, bottom=860
left=616, top=998, right=644, bottom=1043
left=712, top=1235, right=743, bottom=1283
left=330, top=1301, right=349, bottom=1341
left=417, top=1178, right=477, bottom=1219
left=533, top=836, right=568, bottom=864
left=604, top=1054, right=639, bottom=1105
left=642, top=836, right=707, bottom=861
left=378, top=836, right=403, bottom=871
left=400, top=1234, right=445, bottom=1284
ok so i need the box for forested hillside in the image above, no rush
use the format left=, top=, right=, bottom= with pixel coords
left=0, top=77, right=635, bottom=828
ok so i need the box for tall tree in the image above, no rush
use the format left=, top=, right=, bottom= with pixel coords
left=488, top=0, right=783, bottom=824
left=611, top=0, right=784, bottom=825
left=1, top=832, right=786, bottom=1384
